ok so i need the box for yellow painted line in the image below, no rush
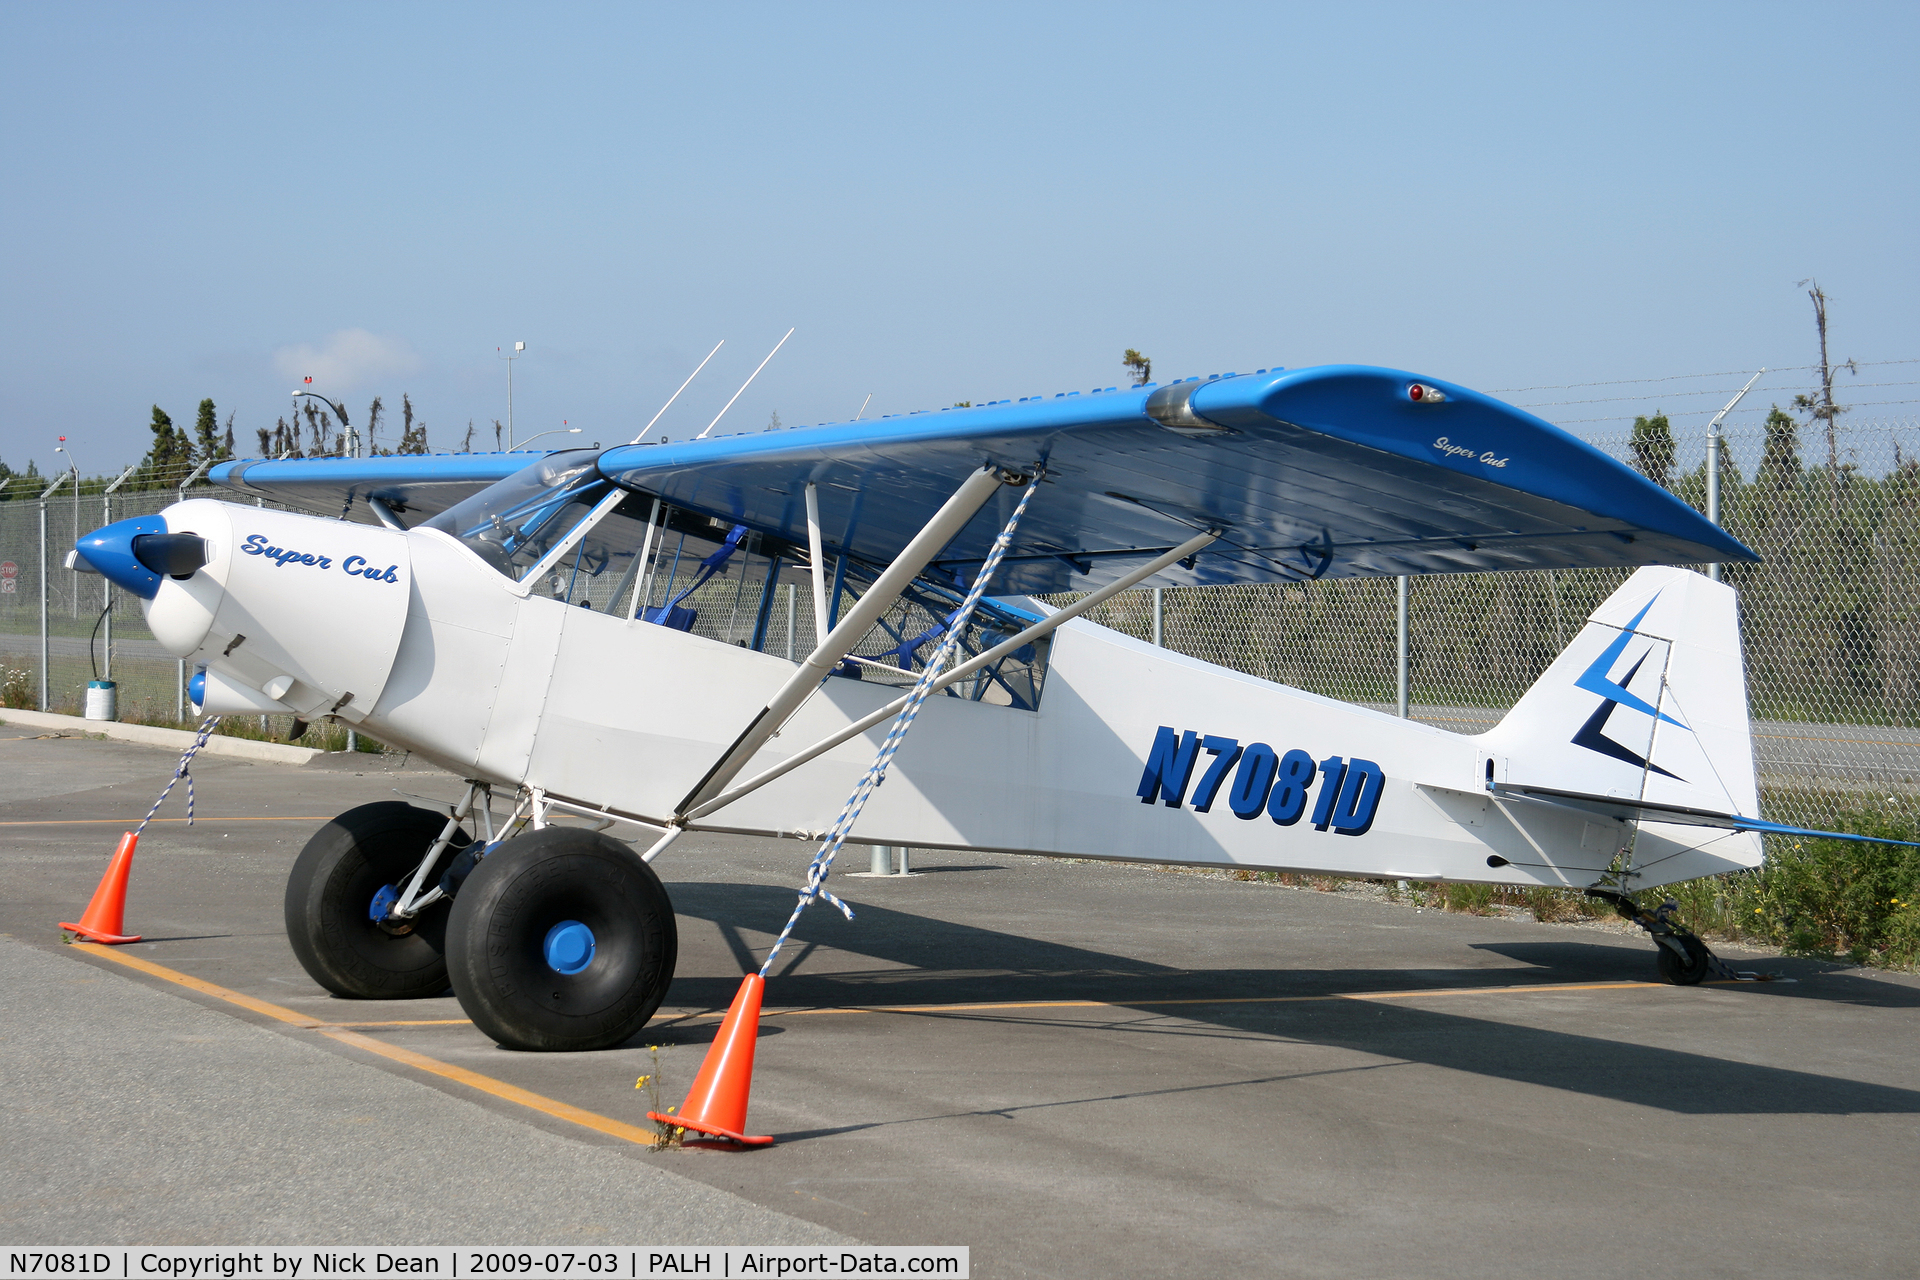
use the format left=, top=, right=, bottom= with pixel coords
left=73, top=943, right=324, bottom=1027
left=1, top=816, right=335, bottom=827
left=1339, top=980, right=1658, bottom=1001
left=656, top=978, right=1667, bottom=1022
left=316, top=1027, right=661, bottom=1147
left=324, top=1019, right=474, bottom=1027
left=68, top=944, right=658, bottom=1148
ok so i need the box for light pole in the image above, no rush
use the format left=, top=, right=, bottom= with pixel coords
left=290, top=391, right=354, bottom=456
left=54, top=444, right=81, bottom=618
left=513, top=426, right=581, bottom=452
left=505, top=341, right=525, bottom=446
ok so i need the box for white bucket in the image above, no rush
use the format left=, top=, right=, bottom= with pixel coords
left=84, top=679, right=117, bottom=721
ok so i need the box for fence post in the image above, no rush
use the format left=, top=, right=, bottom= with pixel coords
left=1396, top=576, right=1410, bottom=718
left=1152, top=587, right=1164, bottom=647
left=1706, top=425, right=1721, bottom=583
left=1703, top=368, right=1763, bottom=584
left=37, top=497, right=48, bottom=711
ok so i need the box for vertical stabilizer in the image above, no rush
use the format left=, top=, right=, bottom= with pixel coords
left=1480, top=566, right=1760, bottom=829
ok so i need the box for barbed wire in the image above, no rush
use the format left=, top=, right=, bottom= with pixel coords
left=1549, top=400, right=1920, bottom=426
left=1493, top=357, right=1920, bottom=394
left=1515, top=379, right=1920, bottom=410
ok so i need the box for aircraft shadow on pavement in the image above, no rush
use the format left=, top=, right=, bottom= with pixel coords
left=661, top=882, right=1920, bottom=1118
left=1469, top=940, right=1920, bottom=1009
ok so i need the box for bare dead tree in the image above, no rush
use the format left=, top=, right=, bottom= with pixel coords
left=1793, top=279, right=1858, bottom=478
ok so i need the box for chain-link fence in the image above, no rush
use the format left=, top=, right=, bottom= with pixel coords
left=1048, top=418, right=1920, bottom=834
left=0, top=469, right=295, bottom=727
left=7, top=419, right=1918, bottom=837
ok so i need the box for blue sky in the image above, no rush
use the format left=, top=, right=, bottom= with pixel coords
left=2, top=1, right=1915, bottom=472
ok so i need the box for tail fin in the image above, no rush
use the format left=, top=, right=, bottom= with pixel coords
left=1480, top=566, right=1759, bottom=823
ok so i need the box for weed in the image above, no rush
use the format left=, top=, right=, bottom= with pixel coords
left=1444, top=882, right=1497, bottom=915
left=0, top=658, right=32, bottom=709
left=635, top=1045, right=681, bottom=1149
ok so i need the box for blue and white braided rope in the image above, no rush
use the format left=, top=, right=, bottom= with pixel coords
left=757, top=474, right=1040, bottom=977
left=132, top=716, right=223, bottom=838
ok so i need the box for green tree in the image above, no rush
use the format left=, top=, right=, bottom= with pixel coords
left=193, top=398, right=220, bottom=461
left=1759, top=406, right=1802, bottom=488
left=1122, top=348, right=1152, bottom=386
left=143, top=405, right=192, bottom=479
left=1629, top=411, right=1676, bottom=488
left=396, top=393, right=429, bottom=454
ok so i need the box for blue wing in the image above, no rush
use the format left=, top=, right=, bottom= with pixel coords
left=595, top=365, right=1754, bottom=593
left=208, top=452, right=538, bottom=524
left=211, top=364, right=1755, bottom=594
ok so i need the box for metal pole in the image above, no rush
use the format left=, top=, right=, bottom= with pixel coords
left=1396, top=575, right=1410, bottom=718
left=176, top=659, right=184, bottom=722
left=1152, top=587, right=1164, bottom=647
left=1703, top=368, right=1764, bottom=584
left=507, top=351, right=515, bottom=447
left=100, top=465, right=135, bottom=685
left=102, top=488, right=112, bottom=679
left=786, top=582, right=795, bottom=659
left=1706, top=428, right=1721, bottom=583
left=38, top=499, right=48, bottom=711
left=870, top=844, right=889, bottom=875
left=70, top=485, right=79, bottom=618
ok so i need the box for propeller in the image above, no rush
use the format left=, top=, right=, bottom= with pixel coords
left=131, top=533, right=209, bottom=579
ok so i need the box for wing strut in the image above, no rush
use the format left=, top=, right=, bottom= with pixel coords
left=804, top=482, right=830, bottom=641
left=667, top=464, right=1015, bottom=829
left=682, top=526, right=1222, bottom=823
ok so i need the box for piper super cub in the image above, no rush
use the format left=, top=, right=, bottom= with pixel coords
left=72, top=364, right=1824, bottom=1051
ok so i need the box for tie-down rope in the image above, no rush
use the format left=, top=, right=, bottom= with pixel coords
left=132, top=716, right=223, bottom=838
left=757, top=473, right=1040, bottom=977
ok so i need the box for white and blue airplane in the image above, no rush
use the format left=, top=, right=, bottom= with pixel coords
left=72, top=364, right=1822, bottom=1050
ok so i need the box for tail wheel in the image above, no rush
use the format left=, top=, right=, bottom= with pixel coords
left=1655, top=934, right=1713, bottom=985
left=284, top=801, right=469, bottom=999
left=446, top=826, right=678, bottom=1052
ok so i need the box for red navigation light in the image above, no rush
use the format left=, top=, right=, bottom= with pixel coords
left=1407, top=383, right=1446, bottom=404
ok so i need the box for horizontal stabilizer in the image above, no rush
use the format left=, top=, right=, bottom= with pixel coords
left=1492, top=781, right=1920, bottom=849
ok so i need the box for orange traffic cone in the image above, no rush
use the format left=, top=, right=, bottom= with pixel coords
left=649, top=973, right=773, bottom=1146
left=60, top=832, right=143, bottom=944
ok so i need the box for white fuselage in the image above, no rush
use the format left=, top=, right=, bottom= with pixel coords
left=147, top=499, right=1760, bottom=890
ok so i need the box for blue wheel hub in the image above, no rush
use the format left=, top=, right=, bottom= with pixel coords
left=543, top=920, right=596, bottom=975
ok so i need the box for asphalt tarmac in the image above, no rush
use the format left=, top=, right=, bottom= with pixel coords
left=4, top=729, right=1919, bottom=1279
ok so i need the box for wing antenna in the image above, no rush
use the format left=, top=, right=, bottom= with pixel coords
left=696, top=327, right=794, bottom=439
left=631, top=339, right=725, bottom=444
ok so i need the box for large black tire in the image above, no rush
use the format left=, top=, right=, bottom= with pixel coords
left=1655, top=934, right=1713, bottom=985
left=284, top=801, right=467, bottom=1000
left=445, top=827, right=678, bottom=1052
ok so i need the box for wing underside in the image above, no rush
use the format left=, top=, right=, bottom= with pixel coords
left=210, top=364, right=1756, bottom=594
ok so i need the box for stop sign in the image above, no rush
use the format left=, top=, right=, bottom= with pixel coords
left=0, top=562, right=16, bottom=579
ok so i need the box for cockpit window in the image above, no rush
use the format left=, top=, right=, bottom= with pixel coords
left=421, top=450, right=609, bottom=581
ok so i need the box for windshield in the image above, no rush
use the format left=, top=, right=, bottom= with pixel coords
left=421, top=450, right=609, bottom=581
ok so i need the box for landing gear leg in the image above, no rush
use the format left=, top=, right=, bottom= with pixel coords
left=285, top=801, right=472, bottom=999
left=1586, top=889, right=1782, bottom=984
